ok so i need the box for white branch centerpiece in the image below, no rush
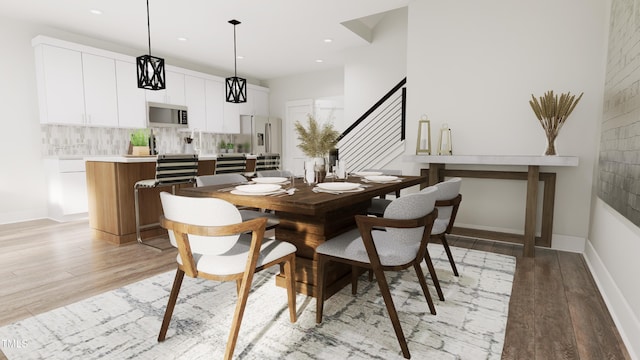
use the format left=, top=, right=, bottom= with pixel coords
left=294, top=115, right=339, bottom=183
left=529, top=90, right=583, bottom=156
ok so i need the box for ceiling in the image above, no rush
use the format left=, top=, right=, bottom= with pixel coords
left=0, top=0, right=412, bottom=81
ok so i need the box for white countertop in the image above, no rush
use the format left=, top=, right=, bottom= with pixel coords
left=404, top=154, right=579, bottom=167
left=84, top=153, right=258, bottom=163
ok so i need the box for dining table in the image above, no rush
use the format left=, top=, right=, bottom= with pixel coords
left=177, top=174, right=427, bottom=299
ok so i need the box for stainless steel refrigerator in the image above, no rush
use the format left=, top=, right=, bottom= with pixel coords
left=240, top=115, right=282, bottom=155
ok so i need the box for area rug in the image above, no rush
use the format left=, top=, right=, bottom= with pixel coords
left=0, top=245, right=515, bottom=360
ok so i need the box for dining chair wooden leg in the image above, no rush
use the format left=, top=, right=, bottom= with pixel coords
left=316, top=256, right=326, bottom=324
left=371, top=265, right=411, bottom=359
left=158, top=269, right=185, bottom=342
left=224, top=269, right=257, bottom=360
left=413, top=263, right=437, bottom=315
left=351, top=265, right=359, bottom=295
left=440, top=234, right=459, bottom=276
left=284, top=255, right=297, bottom=323
left=424, top=250, right=445, bottom=301
left=236, top=279, right=242, bottom=294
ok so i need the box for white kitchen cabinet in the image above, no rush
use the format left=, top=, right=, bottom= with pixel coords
left=34, top=44, right=119, bottom=127
left=44, top=158, right=88, bottom=221
left=82, top=53, right=118, bottom=127
left=184, top=75, right=207, bottom=131
left=34, top=44, right=85, bottom=125
left=251, top=88, right=270, bottom=116
left=223, top=101, right=241, bottom=133
left=145, top=70, right=186, bottom=106
left=205, top=79, right=224, bottom=132
left=115, top=60, right=146, bottom=128
left=239, top=87, right=270, bottom=116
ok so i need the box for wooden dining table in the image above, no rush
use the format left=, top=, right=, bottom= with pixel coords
left=178, top=175, right=427, bottom=299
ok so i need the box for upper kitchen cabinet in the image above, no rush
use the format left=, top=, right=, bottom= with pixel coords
left=33, top=39, right=118, bottom=127
left=81, top=53, right=118, bottom=127
left=205, top=79, right=224, bottom=132
left=239, top=87, right=270, bottom=116
left=145, top=70, right=186, bottom=106
left=223, top=102, right=241, bottom=133
left=184, top=75, right=207, bottom=131
left=115, top=60, right=146, bottom=128
left=34, top=44, right=86, bottom=125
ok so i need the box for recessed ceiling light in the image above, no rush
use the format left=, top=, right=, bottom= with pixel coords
left=90, top=9, right=102, bottom=15
left=177, top=37, right=188, bottom=41
left=315, top=59, right=324, bottom=63
left=323, top=38, right=333, bottom=43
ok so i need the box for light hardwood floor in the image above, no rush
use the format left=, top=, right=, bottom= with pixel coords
left=0, top=219, right=632, bottom=359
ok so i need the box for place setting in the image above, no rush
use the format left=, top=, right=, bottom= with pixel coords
left=312, top=181, right=365, bottom=195
left=360, top=175, right=403, bottom=184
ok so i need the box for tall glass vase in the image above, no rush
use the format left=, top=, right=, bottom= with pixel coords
left=304, top=157, right=326, bottom=184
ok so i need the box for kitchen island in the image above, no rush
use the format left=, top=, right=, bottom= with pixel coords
left=85, top=154, right=257, bottom=245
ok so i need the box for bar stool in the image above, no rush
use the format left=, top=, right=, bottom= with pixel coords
left=134, top=154, right=199, bottom=247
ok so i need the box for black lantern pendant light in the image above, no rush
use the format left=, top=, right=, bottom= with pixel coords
left=137, top=0, right=165, bottom=90
left=225, top=19, right=247, bottom=103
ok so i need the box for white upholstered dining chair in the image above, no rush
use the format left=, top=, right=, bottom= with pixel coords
left=430, top=177, right=462, bottom=276
left=315, top=187, right=439, bottom=359
left=196, top=173, right=280, bottom=230
left=157, top=192, right=297, bottom=360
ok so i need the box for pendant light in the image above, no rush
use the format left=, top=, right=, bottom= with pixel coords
left=225, top=19, right=247, bottom=103
left=136, top=0, right=165, bottom=90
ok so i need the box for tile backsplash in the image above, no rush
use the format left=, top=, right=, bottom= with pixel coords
left=41, top=125, right=239, bottom=156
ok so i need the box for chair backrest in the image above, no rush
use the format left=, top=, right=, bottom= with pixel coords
left=196, top=173, right=247, bottom=187
left=383, top=186, right=438, bottom=242
left=215, top=154, right=247, bottom=174
left=256, top=169, right=293, bottom=178
left=155, top=154, right=199, bottom=186
left=160, top=192, right=242, bottom=255
left=256, top=154, right=281, bottom=171
left=428, top=177, right=462, bottom=220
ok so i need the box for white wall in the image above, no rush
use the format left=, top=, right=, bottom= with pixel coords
left=265, top=68, right=344, bottom=122
left=0, top=17, right=47, bottom=223
left=585, top=0, right=640, bottom=356
left=404, top=0, right=609, bottom=249
left=343, top=7, right=408, bottom=129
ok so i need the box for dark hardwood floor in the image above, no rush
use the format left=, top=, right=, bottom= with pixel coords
left=0, top=220, right=631, bottom=359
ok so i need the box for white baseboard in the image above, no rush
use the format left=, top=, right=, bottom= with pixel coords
left=583, top=241, right=640, bottom=360
left=549, top=234, right=585, bottom=253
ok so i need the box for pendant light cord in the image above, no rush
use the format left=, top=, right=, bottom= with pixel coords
left=233, top=23, right=237, bottom=77
left=146, top=0, right=151, bottom=55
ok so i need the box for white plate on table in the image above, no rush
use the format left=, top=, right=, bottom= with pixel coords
left=352, top=171, right=383, bottom=177
left=252, top=177, right=288, bottom=184
left=235, top=184, right=281, bottom=193
left=364, top=175, right=400, bottom=183
left=313, top=187, right=365, bottom=194
left=316, top=182, right=361, bottom=191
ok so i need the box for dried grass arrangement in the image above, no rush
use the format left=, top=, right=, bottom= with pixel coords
left=529, top=90, right=583, bottom=155
left=294, top=115, right=339, bottom=158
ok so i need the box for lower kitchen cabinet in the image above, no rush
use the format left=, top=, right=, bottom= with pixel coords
left=44, top=158, right=88, bottom=221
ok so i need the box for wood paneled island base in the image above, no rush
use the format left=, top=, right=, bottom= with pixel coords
left=85, top=158, right=216, bottom=245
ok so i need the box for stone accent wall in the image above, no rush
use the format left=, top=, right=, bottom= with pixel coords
left=599, top=0, right=640, bottom=226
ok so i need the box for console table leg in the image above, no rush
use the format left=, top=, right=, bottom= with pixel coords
left=524, top=165, right=539, bottom=257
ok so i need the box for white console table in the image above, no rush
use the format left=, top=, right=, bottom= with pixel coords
left=404, top=155, right=579, bottom=257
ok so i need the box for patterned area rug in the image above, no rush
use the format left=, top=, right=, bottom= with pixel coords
left=0, top=245, right=515, bottom=360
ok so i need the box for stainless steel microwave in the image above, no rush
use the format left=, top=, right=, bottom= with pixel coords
left=147, top=102, right=188, bottom=128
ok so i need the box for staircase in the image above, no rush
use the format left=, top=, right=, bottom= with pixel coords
left=336, top=78, right=406, bottom=172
